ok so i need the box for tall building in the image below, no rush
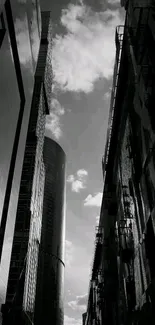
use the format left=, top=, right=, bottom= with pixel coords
left=0, top=4, right=66, bottom=325
left=85, top=0, right=155, bottom=324
left=2, top=137, right=66, bottom=325
left=0, top=0, right=41, bottom=318
left=34, top=137, right=66, bottom=325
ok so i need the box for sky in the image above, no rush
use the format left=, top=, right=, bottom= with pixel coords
left=0, top=0, right=125, bottom=324
left=43, top=0, right=125, bottom=324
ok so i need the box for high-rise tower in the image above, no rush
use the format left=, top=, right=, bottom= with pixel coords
left=34, top=137, right=66, bottom=325
left=0, top=2, right=66, bottom=325
left=1, top=8, right=58, bottom=325
left=0, top=0, right=41, bottom=319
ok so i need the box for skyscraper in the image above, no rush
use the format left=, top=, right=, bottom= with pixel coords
left=85, top=0, right=155, bottom=324
left=2, top=137, right=66, bottom=325
left=0, top=2, right=66, bottom=325
left=34, top=137, right=66, bottom=325
left=0, top=5, right=66, bottom=325
left=0, top=0, right=41, bottom=318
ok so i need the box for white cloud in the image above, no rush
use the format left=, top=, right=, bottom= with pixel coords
left=76, top=293, right=88, bottom=306
left=52, top=4, right=123, bottom=93
left=65, top=240, right=74, bottom=268
left=84, top=192, right=103, bottom=207
left=103, top=91, right=111, bottom=100
left=107, top=0, right=120, bottom=4
left=72, top=180, right=85, bottom=193
left=77, top=169, right=88, bottom=179
left=68, top=293, right=88, bottom=312
left=96, top=215, right=100, bottom=225
left=67, top=175, right=75, bottom=183
left=67, top=169, right=88, bottom=193
left=64, top=315, right=82, bottom=325
left=68, top=300, right=85, bottom=312
left=46, top=113, right=62, bottom=139
left=50, top=98, right=65, bottom=116
left=64, top=242, right=92, bottom=307
left=45, top=98, right=65, bottom=140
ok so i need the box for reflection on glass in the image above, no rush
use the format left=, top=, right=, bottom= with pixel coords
left=0, top=0, right=41, bottom=319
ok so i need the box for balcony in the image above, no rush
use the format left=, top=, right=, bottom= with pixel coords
left=102, top=25, right=124, bottom=176
left=95, top=226, right=104, bottom=245
left=122, top=186, right=133, bottom=219
left=118, top=219, right=134, bottom=263
left=91, top=227, right=104, bottom=280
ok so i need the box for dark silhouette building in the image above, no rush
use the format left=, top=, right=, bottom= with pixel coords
left=34, top=137, right=66, bottom=325
left=85, top=1, right=155, bottom=324
left=0, top=6, right=66, bottom=325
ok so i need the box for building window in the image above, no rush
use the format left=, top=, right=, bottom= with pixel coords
left=0, top=13, right=6, bottom=48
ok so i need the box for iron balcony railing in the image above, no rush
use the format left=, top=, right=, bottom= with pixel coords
left=122, top=186, right=133, bottom=219
left=95, top=226, right=104, bottom=246
left=89, top=227, right=104, bottom=281
left=117, top=219, right=134, bottom=263
left=102, top=25, right=124, bottom=177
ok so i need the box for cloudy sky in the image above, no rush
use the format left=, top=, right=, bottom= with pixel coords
left=43, top=0, right=125, bottom=324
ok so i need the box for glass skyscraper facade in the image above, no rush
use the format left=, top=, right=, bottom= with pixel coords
left=1, top=7, right=51, bottom=324
left=0, top=0, right=41, bottom=321
left=0, top=2, right=66, bottom=325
